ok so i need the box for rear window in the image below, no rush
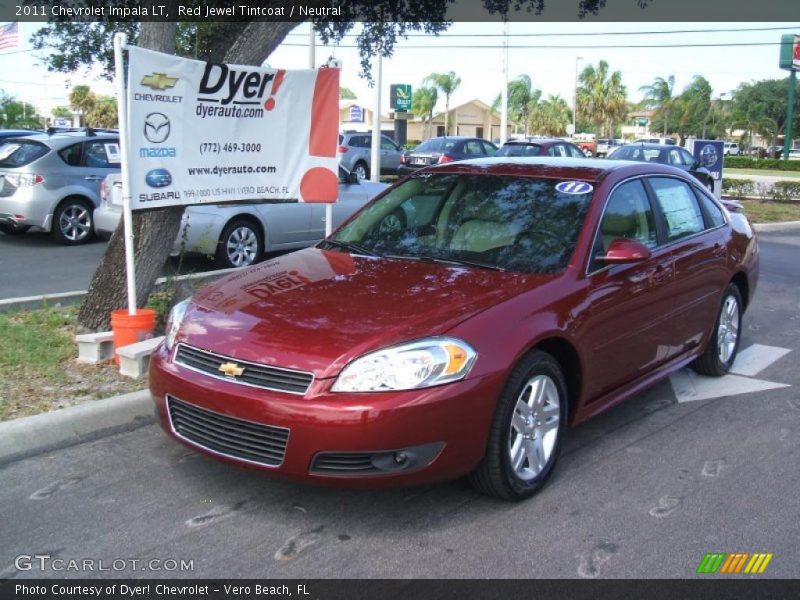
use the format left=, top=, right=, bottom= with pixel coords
left=414, top=139, right=444, bottom=153
left=496, top=144, right=542, bottom=157
left=0, top=140, right=49, bottom=168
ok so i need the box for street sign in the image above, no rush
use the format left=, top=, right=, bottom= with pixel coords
left=779, top=34, right=800, bottom=70
left=390, top=111, right=412, bottom=120
left=349, top=105, right=364, bottom=122
left=390, top=84, right=412, bottom=111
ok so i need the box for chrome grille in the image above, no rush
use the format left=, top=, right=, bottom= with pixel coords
left=167, top=396, right=289, bottom=467
left=174, top=344, right=313, bottom=395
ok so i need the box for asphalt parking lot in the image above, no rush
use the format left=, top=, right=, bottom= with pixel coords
left=0, top=228, right=798, bottom=579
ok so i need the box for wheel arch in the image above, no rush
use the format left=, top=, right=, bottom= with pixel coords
left=730, top=270, right=750, bottom=311
left=529, top=336, right=583, bottom=424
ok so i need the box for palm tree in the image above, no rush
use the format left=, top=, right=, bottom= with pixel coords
left=411, top=86, right=438, bottom=139
left=639, top=75, right=676, bottom=136
left=532, top=95, right=572, bottom=136
left=69, top=85, right=96, bottom=127
left=576, top=61, right=628, bottom=137
left=86, top=96, right=118, bottom=128
left=492, top=75, right=539, bottom=135
left=339, top=86, right=357, bottom=100
left=423, top=71, right=461, bottom=135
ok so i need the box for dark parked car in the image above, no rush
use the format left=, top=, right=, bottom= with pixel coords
left=607, top=143, right=715, bottom=193
left=151, top=157, right=758, bottom=501
left=494, top=138, right=586, bottom=159
left=398, top=136, right=497, bottom=176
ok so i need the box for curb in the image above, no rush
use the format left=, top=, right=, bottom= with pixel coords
left=753, top=220, right=800, bottom=232
left=0, top=266, right=239, bottom=313
left=0, top=389, right=154, bottom=465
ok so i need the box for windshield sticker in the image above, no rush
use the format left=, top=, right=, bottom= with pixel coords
left=555, top=181, right=593, bottom=195
left=0, top=144, right=20, bottom=161
left=104, top=143, right=121, bottom=162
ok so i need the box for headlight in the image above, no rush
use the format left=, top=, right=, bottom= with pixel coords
left=164, top=299, right=190, bottom=351
left=331, top=337, right=477, bottom=392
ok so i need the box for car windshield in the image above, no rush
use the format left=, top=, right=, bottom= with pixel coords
left=331, top=173, right=593, bottom=274
left=0, top=140, right=49, bottom=168
left=495, top=144, right=543, bottom=157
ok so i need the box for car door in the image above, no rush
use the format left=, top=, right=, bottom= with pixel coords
left=581, top=178, right=677, bottom=399
left=461, top=139, right=487, bottom=160
left=380, top=137, right=402, bottom=174
left=60, top=139, right=121, bottom=207
left=645, top=176, right=730, bottom=353
left=254, top=201, right=313, bottom=247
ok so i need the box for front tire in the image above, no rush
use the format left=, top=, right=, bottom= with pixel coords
left=469, top=350, right=567, bottom=501
left=692, top=283, right=743, bottom=376
left=215, top=218, right=262, bottom=269
left=52, top=198, right=94, bottom=245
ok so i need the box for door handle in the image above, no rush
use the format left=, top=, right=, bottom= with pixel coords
left=713, top=243, right=726, bottom=258
left=84, top=175, right=103, bottom=181
left=650, top=264, right=673, bottom=285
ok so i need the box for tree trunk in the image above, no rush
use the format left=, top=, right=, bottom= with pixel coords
left=77, top=18, right=300, bottom=331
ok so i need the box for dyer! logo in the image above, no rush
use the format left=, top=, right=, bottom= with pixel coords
left=144, top=113, right=170, bottom=143
left=141, top=73, right=178, bottom=91
left=696, top=552, right=773, bottom=575
left=198, top=63, right=286, bottom=111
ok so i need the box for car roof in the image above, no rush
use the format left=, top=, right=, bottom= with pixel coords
left=502, top=138, right=562, bottom=145
left=621, top=142, right=675, bottom=150
left=8, top=131, right=119, bottom=147
left=417, top=156, right=687, bottom=182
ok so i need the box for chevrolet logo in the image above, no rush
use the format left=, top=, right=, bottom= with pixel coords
left=218, top=362, right=245, bottom=378
left=141, top=73, right=178, bottom=90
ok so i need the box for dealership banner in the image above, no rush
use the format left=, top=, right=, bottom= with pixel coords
left=126, top=46, right=339, bottom=210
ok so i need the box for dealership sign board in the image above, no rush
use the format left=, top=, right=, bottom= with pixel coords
left=778, top=34, right=800, bottom=70
left=127, top=46, right=340, bottom=210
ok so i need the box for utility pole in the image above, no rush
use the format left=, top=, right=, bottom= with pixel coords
left=784, top=70, right=796, bottom=160
left=371, top=53, right=383, bottom=183
left=500, top=22, right=509, bottom=144
left=572, top=56, right=583, bottom=136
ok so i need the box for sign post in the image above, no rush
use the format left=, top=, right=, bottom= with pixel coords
left=390, top=84, right=412, bottom=146
left=779, top=34, right=799, bottom=160
left=113, top=32, right=138, bottom=316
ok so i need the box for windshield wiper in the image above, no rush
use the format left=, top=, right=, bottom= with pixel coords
left=388, top=254, right=505, bottom=272
left=319, top=239, right=381, bottom=257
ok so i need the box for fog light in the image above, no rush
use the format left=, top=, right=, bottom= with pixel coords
left=394, top=452, right=408, bottom=465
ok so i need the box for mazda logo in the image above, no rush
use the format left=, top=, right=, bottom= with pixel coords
left=144, top=113, right=170, bottom=144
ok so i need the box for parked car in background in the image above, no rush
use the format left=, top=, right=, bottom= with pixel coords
left=632, top=137, right=676, bottom=146
left=338, top=131, right=403, bottom=180
left=397, top=137, right=497, bottom=176
left=95, top=166, right=389, bottom=269
left=607, top=143, right=715, bottom=192
left=723, top=142, right=740, bottom=156
left=0, top=129, right=120, bottom=242
left=789, top=148, right=800, bottom=161
left=494, top=138, right=586, bottom=158
left=151, top=157, right=757, bottom=500
left=595, top=138, right=623, bottom=157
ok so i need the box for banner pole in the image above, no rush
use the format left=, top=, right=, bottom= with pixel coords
left=114, top=32, right=137, bottom=316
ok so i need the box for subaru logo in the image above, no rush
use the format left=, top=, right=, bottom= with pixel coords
left=144, top=112, right=170, bottom=144
left=145, top=169, right=172, bottom=188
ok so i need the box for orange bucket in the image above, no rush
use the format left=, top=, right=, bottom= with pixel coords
left=110, top=308, right=157, bottom=364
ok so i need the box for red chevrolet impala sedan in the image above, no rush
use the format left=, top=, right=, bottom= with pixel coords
left=150, top=158, right=759, bottom=500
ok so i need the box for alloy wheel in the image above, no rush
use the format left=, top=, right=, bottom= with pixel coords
left=508, top=374, right=561, bottom=481
left=225, top=226, right=258, bottom=267
left=717, top=294, right=740, bottom=364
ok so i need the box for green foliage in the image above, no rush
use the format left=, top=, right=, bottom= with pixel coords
left=731, top=78, right=800, bottom=146
left=51, top=106, right=72, bottom=118
left=721, top=178, right=755, bottom=199
left=577, top=60, right=627, bottom=137
left=0, top=94, right=42, bottom=129
left=724, top=157, right=800, bottom=171
left=340, top=86, right=357, bottom=100
left=0, top=306, right=76, bottom=378
left=771, top=180, right=800, bottom=201
left=86, top=96, right=118, bottom=128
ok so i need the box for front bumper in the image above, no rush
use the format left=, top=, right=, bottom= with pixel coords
left=149, top=343, right=503, bottom=487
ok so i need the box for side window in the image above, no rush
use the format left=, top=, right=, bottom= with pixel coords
left=597, top=180, right=658, bottom=260
left=548, top=145, right=567, bottom=157
left=649, top=177, right=705, bottom=241
left=667, top=149, right=683, bottom=166
left=567, top=144, right=585, bottom=158
left=58, top=143, right=83, bottom=167
left=694, top=187, right=725, bottom=228
left=482, top=141, right=496, bottom=155
left=381, top=137, right=397, bottom=151
left=463, top=140, right=485, bottom=155
left=679, top=149, right=696, bottom=166
left=83, top=140, right=120, bottom=168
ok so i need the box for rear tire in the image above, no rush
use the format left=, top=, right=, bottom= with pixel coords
left=215, top=218, right=262, bottom=269
left=692, top=283, right=743, bottom=376
left=469, top=350, right=567, bottom=501
left=353, top=161, right=369, bottom=181
left=52, top=198, right=94, bottom=245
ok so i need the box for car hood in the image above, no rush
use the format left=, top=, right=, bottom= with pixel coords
left=178, top=247, right=551, bottom=379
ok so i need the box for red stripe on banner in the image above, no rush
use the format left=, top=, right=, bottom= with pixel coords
left=308, top=68, right=339, bottom=158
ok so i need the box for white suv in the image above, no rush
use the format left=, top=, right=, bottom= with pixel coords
left=723, top=142, right=740, bottom=156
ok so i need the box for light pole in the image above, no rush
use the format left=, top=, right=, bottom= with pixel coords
left=572, top=56, right=583, bottom=136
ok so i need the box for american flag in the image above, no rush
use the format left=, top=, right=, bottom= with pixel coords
left=0, top=22, right=19, bottom=51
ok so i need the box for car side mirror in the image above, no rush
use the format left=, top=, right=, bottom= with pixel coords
left=600, top=238, right=651, bottom=264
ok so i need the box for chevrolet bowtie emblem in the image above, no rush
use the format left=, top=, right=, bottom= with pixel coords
left=218, top=362, right=245, bottom=377
left=141, top=73, right=178, bottom=90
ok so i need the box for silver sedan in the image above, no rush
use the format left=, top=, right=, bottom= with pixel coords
left=94, top=168, right=388, bottom=269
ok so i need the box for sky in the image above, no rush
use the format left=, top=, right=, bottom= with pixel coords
left=0, top=21, right=798, bottom=120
